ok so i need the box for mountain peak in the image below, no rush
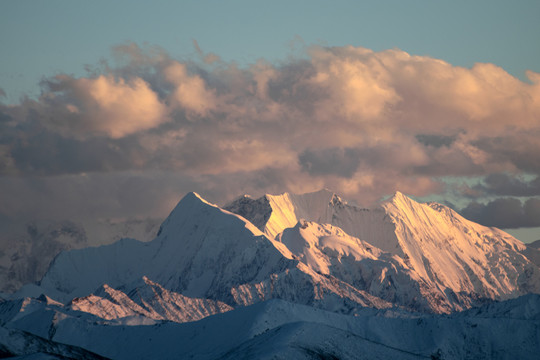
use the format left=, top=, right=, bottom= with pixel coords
left=157, top=190, right=253, bottom=238
left=26, top=187, right=540, bottom=323
left=382, top=191, right=423, bottom=215
left=181, top=191, right=216, bottom=207
left=386, top=191, right=411, bottom=204
left=330, top=193, right=345, bottom=206
left=225, top=188, right=356, bottom=239
left=159, top=191, right=216, bottom=228
left=317, top=188, right=336, bottom=196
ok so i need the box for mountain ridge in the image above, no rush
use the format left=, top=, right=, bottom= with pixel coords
left=3, top=294, right=539, bottom=360
left=3, top=188, right=540, bottom=358
left=226, top=189, right=540, bottom=311
left=26, top=189, right=539, bottom=315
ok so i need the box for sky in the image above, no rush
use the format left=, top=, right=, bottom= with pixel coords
left=1, top=0, right=540, bottom=243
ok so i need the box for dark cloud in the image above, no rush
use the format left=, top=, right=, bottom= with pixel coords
left=8, top=133, right=147, bottom=176
left=476, top=174, right=540, bottom=197
left=0, top=110, right=13, bottom=123
left=460, top=197, right=540, bottom=228
left=299, top=147, right=361, bottom=177
left=473, top=135, right=540, bottom=173
left=415, top=134, right=457, bottom=148
left=0, top=172, right=202, bottom=221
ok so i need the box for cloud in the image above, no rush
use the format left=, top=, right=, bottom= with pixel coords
left=192, top=39, right=220, bottom=65
left=40, top=74, right=169, bottom=138
left=299, top=147, right=362, bottom=177
left=164, top=62, right=217, bottom=116
left=1, top=44, right=540, bottom=227
left=472, top=135, right=540, bottom=173
left=0, top=172, right=200, bottom=221
left=460, top=197, right=540, bottom=228
left=472, top=174, right=540, bottom=197
left=306, top=46, right=401, bottom=121
left=415, top=134, right=457, bottom=148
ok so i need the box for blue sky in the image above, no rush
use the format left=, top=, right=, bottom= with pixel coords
left=1, top=1, right=540, bottom=243
left=2, top=0, right=539, bottom=103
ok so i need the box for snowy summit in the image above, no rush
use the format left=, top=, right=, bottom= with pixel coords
left=2, top=189, right=540, bottom=359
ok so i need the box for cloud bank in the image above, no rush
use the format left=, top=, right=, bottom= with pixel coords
left=1, top=44, right=539, bottom=229
left=461, top=198, right=540, bottom=228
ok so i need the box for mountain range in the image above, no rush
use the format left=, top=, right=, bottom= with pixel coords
left=2, top=189, right=540, bottom=359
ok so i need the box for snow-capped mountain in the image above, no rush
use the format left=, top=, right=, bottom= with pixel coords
left=3, top=188, right=540, bottom=358
left=522, top=240, right=540, bottom=268
left=224, top=189, right=346, bottom=240
left=38, top=193, right=295, bottom=302
left=0, top=325, right=109, bottom=360
left=227, top=189, right=540, bottom=312
left=35, top=192, right=389, bottom=314
left=2, top=293, right=539, bottom=360
left=23, top=190, right=540, bottom=315
left=69, top=276, right=233, bottom=323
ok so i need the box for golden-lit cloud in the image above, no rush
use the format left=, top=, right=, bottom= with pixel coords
left=33, top=74, right=168, bottom=138
left=1, top=44, right=540, bottom=226
left=164, top=62, right=216, bottom=117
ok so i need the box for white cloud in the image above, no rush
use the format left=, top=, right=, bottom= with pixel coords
left=1, top=44, right=540, bottom=220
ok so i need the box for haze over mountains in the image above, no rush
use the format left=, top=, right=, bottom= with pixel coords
left=2, top=189, right=540, bottom=359
left=0, top=218, right=161, bottom=293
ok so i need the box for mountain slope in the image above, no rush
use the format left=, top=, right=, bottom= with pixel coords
left=522, top=240, right=540, bottom=268
left=0, top=325, right=109, bottom=360
left=227, top=189, right=540, bottom=311
left=5, top=296, right=540, bottom=360
left=39, top=192, right=296, bottom=303
left=5, top=188, right=540, bottom=359
left=381, top=193, right=540, bottom=302
left=69, top=276, right=233, bottom=322
left=32, top=190, right=540, bottom=315
left=37, top=192, right=390, bottom=314
left=274, top=220, right=442, bottom=312
left=219, top=321, right=425, bottom=360
left=224, top=189, right=341, bottom=239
